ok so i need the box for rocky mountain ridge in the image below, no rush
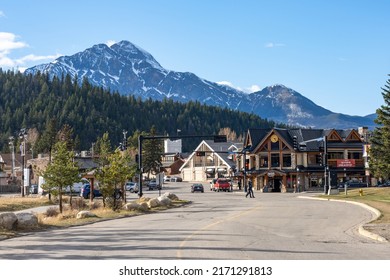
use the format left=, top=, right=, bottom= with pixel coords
left=25, top=40, right=376, bottom=129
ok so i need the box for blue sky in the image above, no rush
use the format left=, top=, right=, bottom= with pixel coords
left=1, top=0, right=389, bottom=116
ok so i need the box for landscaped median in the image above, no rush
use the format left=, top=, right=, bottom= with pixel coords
left=0, top=192, right=189, bottom=240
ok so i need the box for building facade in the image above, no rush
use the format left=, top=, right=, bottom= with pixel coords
left=237, top=128, right=367, bottom=192
left=179, top=140, right=241, bottom=182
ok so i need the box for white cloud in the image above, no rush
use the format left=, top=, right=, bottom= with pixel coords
left=217, top=81, right=235, bottom=87
left=106, top=40, right=116, bottom=47
left=0, top=32, right=59, bottom=69
left=265, top=42, right=285, bottom=48
left=247, top=84, right=261, bottom=92
left=0, top=32, right=28, bottom=52
left=0, top=11, right=5, bottom=17
left=0, top=55, right=15, bottom=67
left=217, top=81, right=261, bottom=93
left=15, top=53, right=61, bottom=64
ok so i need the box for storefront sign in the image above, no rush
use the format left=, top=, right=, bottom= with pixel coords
left=267, top=172, right=275, bottom=177
left=337, top=159, right=356, bottom=168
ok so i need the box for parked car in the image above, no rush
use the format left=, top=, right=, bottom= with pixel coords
left=80, top=184, right=122, bottom=199
left=164, top=176, right=171, bottom=182
left=344, top=180, right=367, bottom=188
left=29, top=184, right=38, bottom=194
left=147, top=180, right=161, bottom=190
left=191, top=183, right=204, bottom=193
left=377, top=181, right=390, bottom=187
left=125, top=182, right=139, bottom=193
left=65, top=179, right=89, bottom=194
left=214, top=178, right=231, bottom=192
left=210, top=179, right=217, bottom=191
left=170, top=176, right=182, bottom=182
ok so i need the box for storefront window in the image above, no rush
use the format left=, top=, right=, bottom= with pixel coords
left=271, top=154, right=279, bottom=167
left=260, top=155, right=268, bottom=168
left=282, top=154, right=291, bottom=167
left=348, top=152, right=362, bottom=159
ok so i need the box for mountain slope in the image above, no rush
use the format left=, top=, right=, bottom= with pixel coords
left=247, top=85, right=375, bottom=128
left=25, top=40, right=376, bottom=129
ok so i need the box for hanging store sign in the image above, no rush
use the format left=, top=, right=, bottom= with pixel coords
left=336, top=159, right=356, bottom=168
left=267, top=172, right=275, bottom=177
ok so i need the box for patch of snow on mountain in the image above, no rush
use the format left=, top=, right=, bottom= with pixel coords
left=287, top=103, right=313, bottom=118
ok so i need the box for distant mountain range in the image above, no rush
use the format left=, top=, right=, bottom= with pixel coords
left=25, top=40, right=376, bottom=129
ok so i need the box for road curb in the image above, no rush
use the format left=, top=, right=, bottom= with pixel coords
left=298, top=195, right=388, bottom=243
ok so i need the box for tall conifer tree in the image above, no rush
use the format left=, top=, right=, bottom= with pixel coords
left=370, top=75, right=390, bottom=180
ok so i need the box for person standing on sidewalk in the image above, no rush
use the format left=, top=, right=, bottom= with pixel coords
left=246, top=179, right=254, bottom=198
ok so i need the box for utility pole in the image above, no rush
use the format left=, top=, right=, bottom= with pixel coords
left=323, top=135, right=328, bottom=195
left=19, top=128, right=28, bottom=196
left=8, top=137, right=15, bottom=179
left=122, top=130, right=128, bottom=150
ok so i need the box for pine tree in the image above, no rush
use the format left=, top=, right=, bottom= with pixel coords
left=94, top=132, right=112, bottom=207
left=370, top=75, right=390, bottom=180
left=42, top=141, right=80, bottom=213
left=142, top=126, right=163, bottom=177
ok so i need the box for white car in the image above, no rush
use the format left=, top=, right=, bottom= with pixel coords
left=125, top=182, right=139, bottom=193
left=65, top=178, right=90, bottom=194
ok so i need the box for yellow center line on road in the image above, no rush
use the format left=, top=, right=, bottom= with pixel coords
left=176, top=203, right=262, bottom=259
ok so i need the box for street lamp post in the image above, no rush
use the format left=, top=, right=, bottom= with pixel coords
left=241, top=145, right=252, bottom=193
left=19, top=128, right=28, bottom=197
left=8, top=137, right=15, bottom=179
left=323, top=136, right=328, bottom=195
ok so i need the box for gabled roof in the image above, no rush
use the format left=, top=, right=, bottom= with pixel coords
left=244, top=129, right=270, bottom=150
left=244, top=128, right=363, bottom=153
left=180, top=140, right=238, bottom=171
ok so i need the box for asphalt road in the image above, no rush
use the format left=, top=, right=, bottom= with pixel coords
left=1, top=182, right=389, bottom=259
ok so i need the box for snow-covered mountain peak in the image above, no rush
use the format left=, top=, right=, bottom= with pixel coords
left=24, top=40, right=376, bottom=129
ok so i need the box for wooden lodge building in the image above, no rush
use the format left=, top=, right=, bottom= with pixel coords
left=237, top=127, right=368, bottom=193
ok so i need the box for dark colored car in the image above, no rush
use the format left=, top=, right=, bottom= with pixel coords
left=80, top=184, right=122, bottom=199
left=191, top=183, right=204, bottom=193
left=147, top=180, right=161, bottom=191
left=377, top=181, right=390, bottom=187
left=170, top=176, right=182, bottom=182
left=29, top=184, right=38, bottom=194
left=344, top=180, right=367, bottom=188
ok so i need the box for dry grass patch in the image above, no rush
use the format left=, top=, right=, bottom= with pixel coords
left=1, top=195, right=189, bottom=239
left=0, top=196, right=54, bottom=212
left=37, top=199, right=189, bottom=228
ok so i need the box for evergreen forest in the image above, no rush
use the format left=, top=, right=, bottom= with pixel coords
left=0, top=69, right=284, bottom=154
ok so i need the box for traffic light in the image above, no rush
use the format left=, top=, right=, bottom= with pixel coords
left=318, top=153, right=323, bottom=166
left=196, top=151, right=206, bottom=156
left=245, top=159, right=249, bottom=170
left=135, top=154, right=139, bottom=163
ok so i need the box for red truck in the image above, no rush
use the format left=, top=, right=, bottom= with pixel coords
left=214, top=178, right=231, bottom=192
